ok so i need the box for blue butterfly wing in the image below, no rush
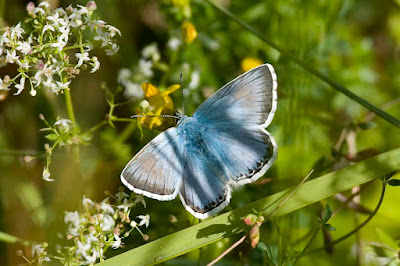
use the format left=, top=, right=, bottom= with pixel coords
left=193, top=63, right=278, bottom=185
left=120, top=128, right=183, bottom=201
left=179, top=138, right=231, bottom=219
left=194, top=64, right=277, bottom=128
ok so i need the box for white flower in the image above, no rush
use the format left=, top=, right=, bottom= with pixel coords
left=167, top=37, right=181, bottom=51
left=0, top=78, right=11, bottom=91
left=42, top=167, right=54, bottom=182
left=10, top=23, right=25, bottom=39
left=34, top=64, right=54, bottom=86
left=90, top=57, right=100, bottom=73
left=123, top=82, right=143, bottom=99
left=54, top=118, right=72, bottom=131
left=14, top=76, right=25, bottom=95
left=1, top=32, right=10, bottom=46
left=138, top=59, right=153, bottom=77
left=77, top=5, right=89, bottom=15
left=105, top=25, right=121, bottom=37
left=76, top=240, right=91, bottom=256
left=64, top=211, right=80, bottom=228
left=42, top=78, right=57, bottom=91
left=105, top=43, right=119, bottom=55
left=137, top=214, right=150, bottom=228
left=55, top=80, right=71, bottom=90
left=75, top=52, right=90, bottom=67
left=50, top=39, right=67, bottom=52
left=82, top=196, right=95, bottom=208
left=83, top=248, right=100, bottom=264
left=38, top=2, right=50, bottom=9
left=117, top=198, right=133, bottom=213
left=101, top=201, right=115, bottom=214
left=42, top=24, right=55, bottom=34
left=94, top=29, right=111, bottom=47
left=130, top=221, right=137, bottom=227
left=33, top=7, right=46, bottom=15
left=18, top=60, right=29, bottom=70
left=16, top=41, right=31, bottom=55
left=85, top=232, right=99, bottom=243
left=112, top=234, right=123, bottom=249
left=100, top=214, right=115, bottom=231
left=46, top=12, right=65, bottom=26
left=188, top=70, right=200, bottom=89
left=32, top=244, right=45, bottom=256
left=5, top=50, right=19, bottom=64
left=142, top=43, right=160, bottom=62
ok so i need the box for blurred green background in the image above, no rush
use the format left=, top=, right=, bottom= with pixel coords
left=1, top=0, right=400, bottom=265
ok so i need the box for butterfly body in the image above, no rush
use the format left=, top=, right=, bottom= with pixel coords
left=121, top=64, right=278, bottom=219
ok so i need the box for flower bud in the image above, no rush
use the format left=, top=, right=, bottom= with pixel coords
left=242, top=214, right=257, bottom=226
left=66, top=5, right=74, bottom=14
left=249, top=225, right=260, bottom=248
left=142, top=234, right=149, bottom=241
left=16, top=250, right=23, bottom=256
left=86, top=1, right=97, bottom=11
left=36, top=60, right=44, bottom=70
left=26, top=2, right=35, bottom=13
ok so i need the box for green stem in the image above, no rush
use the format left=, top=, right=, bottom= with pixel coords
left=293, top=226, right=321, bottom=264
left=64, top=88, right=77, bottom=129
left=309, top=182, right=387, bottom=254
left=203, top=0, right=400, bottom=128
left=329, top=183, right=386, bottom=246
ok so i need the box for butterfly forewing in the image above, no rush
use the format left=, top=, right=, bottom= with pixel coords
left=194, top=64, right=277, bottom=128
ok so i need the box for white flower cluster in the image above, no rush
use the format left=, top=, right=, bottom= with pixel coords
left=0, top=1, right=120, bottom=96
left=118, top=43, right=163, bottom=99
left=60, top=191, right=149, bottom=264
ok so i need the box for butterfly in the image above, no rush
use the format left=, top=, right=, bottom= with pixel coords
left=121, top=64, right=278, bottom=219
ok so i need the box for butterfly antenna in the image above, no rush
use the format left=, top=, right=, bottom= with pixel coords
left=131, top=114, right=179, bottom=119
left=180, top=68, right=185, bottom=115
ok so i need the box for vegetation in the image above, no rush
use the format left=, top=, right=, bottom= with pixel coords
left=0, top=0, right=399, bottom=265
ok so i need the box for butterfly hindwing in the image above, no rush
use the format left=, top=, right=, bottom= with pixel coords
left=179, top=146, right=231, bottom=219
left=120, top=128, right=183, bottom=201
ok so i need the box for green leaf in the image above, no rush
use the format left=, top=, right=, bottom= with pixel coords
left=100, top=147, right=400, bottom=266
left=387, top=179, right=400, bottom=186
left=45, top=133, right=58, bottom=140
left=322, top=204, right=332, bottom=224
left=323, top=224, right=336, bottom=232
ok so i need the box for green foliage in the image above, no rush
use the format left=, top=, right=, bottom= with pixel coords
left=1, top=0, right=400, bottom=265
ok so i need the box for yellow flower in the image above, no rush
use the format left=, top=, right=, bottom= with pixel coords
left=172, top=0, right=189, bottom=8
left=241, top=57, right=263, bottom=72
left=181, top=21, right=197, bottom=43
left=138, top=82, right=180, bottom=129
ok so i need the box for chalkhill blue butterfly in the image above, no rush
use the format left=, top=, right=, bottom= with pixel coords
left=121, top=64, right=278, bottom=219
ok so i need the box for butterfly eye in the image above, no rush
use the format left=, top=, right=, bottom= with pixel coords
left=174, top=110, right=183, bottom=124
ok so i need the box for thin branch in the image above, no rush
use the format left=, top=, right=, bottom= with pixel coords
left=207, top=235, right=246, bottom=266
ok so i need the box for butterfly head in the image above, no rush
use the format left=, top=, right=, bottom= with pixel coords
left=174, top=110, right=185, bottom=125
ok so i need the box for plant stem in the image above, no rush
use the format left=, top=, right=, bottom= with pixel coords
left=329, top=183, right=386, bottom=247
left=203, top=0, right=400, bottom=129
left=64, top=88, right=77, bottom=129
left=308, top=182, right=387, bottom=254
left=293, top=226, right=321, bottom=264
left=207, top=235, right=246, bottom=266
